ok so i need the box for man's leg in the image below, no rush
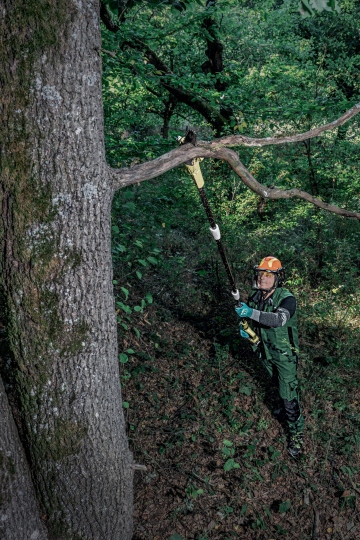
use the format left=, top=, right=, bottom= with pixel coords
left=261, top=353, right=274, bottom=379
left=276, top=356, right=304, bottom=456
left=260, top=354, right=286, bottom=419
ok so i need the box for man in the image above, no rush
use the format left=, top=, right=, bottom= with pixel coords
left=235, top=256, right=304, bottom=457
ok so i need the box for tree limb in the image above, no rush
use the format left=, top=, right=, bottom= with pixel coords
left=214, top=147, right=360, bottom=219
left=207, top=102, right=360, bottom=148
left=100, top=1, right=119, bottom=32
left=110, top=103, right=360, bottom=220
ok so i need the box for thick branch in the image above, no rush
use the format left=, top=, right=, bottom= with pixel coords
left=111, top=144, right=359, bottom=219
left=112, top=144, right=214, bottom=187
left=111, top=101, right=360, bottom=219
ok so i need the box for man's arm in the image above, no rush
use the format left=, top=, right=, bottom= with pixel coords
left=249, top=296, right=296, bottom=328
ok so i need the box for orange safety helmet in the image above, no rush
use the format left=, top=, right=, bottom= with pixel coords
left=257, top=256, right=283, bottom=272
left=254, top=256, right=285, bottom=289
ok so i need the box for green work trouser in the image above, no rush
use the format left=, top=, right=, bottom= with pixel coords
left=262, top=353, right=304, bottom=435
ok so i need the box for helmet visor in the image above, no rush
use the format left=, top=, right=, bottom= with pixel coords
left=257, top=270, right=275, bottom=277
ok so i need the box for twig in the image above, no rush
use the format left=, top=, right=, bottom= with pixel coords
left=312, top=506, right=320, bottom=539
left=133, top=463, right=147, bottom=471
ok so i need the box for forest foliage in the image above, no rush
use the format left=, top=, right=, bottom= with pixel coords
left=102, top=0, right=360, bottom=537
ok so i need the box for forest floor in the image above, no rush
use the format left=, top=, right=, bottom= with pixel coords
left=120, top=296, right=360, bottom=540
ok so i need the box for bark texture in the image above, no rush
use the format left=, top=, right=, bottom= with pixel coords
left=1, top=0, right=133, bottom=538
left=0, top=376, right=49, bottom=540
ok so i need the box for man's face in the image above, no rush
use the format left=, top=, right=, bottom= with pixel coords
left=257, top=270, right=275, bottom=290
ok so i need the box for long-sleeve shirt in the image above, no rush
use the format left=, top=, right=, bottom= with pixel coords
left=248, top=293, right=296, bottom=328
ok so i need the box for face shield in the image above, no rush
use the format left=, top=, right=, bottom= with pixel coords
left=253, top=268, right=285, bottom=291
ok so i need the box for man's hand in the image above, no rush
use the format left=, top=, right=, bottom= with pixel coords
left=240, top=328, right=250, bottom=339
left=235, top=303, right=253, bottom=318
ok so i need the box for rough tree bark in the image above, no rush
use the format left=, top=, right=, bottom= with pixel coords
left=1, top=0, right=133, bottom=538
left=0, top=376, right=49, bottom=540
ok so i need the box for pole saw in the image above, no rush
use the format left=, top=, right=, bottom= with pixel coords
left=178, top=129, right=260, bottom=348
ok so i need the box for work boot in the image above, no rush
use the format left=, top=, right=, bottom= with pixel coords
left=288, top=433, right=304, bottom=458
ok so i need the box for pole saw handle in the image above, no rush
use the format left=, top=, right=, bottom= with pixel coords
left=232, top=289, right=260, bottom=347
left=240, top=320, right=260, bottom=347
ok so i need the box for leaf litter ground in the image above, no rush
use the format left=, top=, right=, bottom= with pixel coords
left=120, top=301, right=360, bottom=540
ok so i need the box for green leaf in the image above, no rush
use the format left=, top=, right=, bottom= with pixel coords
left=117, top=302, right=132, bottom=314
left=133, top=327, right=140, bottom=338
left=121, top=287, right=129, bottom=300
left=240, top=385, right=252, bottom=396
left=122, top=401, right=129, bottom=408
left=224, top=458, right=240, bottom=471
left=119, top=353, right=128, bottom=363
left=169, top=535, right=184, bottom=540
left=223, top=440, right=233, bottom=447
left=136, top=271, right=142, bottom=280
left=299, top=0, right=340, bottom=18
left=147, top=256, right=158, bottom=265
left=138, top=259, right=147, bottom=266
left=145, top=293, right=153, bottom=304
left=134, top=305, right=142, bottom=312
left=222, top=446, right=232, bottom=457
left=126, top=349, right=135, bottom=354
left=279, top=500, right=291, bottom=513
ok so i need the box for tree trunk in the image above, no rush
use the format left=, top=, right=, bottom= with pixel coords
left=0, top=1, right=133, bottom=538
left=0, top=376, right=49, bottom=540
left=161, top=96, right=176, bottom=139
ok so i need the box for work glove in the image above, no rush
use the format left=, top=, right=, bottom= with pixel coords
left=240, top=328, right=250, bottom=339
left=235, top=303, right=253, bottom=318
